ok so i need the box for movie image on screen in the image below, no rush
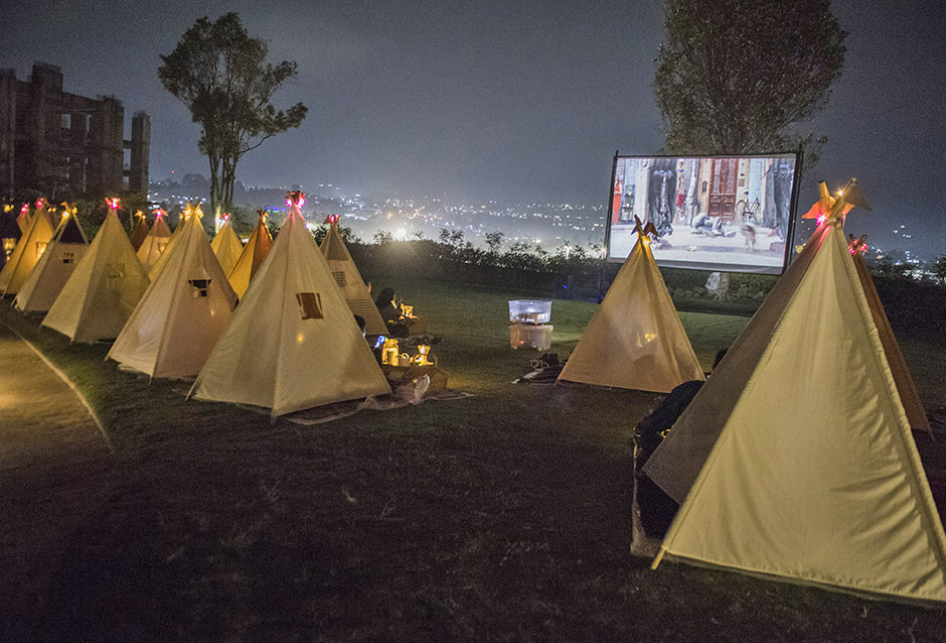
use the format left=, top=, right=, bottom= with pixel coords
left=605, top=154, right=800, bottom=274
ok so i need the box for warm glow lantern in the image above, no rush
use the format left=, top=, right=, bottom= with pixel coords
left=413, top=344, right=433, bottom=366
left=381, top=338, right=400, bottom=365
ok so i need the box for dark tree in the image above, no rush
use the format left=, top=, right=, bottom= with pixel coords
left=159, top=13, right=307, bottom=218
left=654, top=0, right=846, bottom=161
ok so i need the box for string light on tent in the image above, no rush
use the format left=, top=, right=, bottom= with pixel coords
left=286, top=191, right=306, bottom=208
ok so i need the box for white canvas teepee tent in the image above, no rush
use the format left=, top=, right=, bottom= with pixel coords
left=319, top=215, right=387, bottom=336
left=648, top=183, right=946, bottom=604
left=107, top=208, right=238, bottom=379
left=136, top=209, right=172, bottom=272
left=42, top=211, right=150, bottom=343
left=0, top=199, right=57, bottom=295
left=228, top=209, right=274, bottom=298
left=191, top=193, right=391, bottom=419
left=14, top=204, right=89, bottom=313
left=129, top=210, right=150, bottom=251
left=210, top=215, right=244, bottom=276
left=148, top=203, right=203, bottom=281
left=557, top=217, right=704, bottom=392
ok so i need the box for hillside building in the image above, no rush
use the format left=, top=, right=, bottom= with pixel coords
left=0, top=63, right=149, bottom=200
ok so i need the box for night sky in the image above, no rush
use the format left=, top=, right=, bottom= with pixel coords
left=2, top=0, right=944, bottom=256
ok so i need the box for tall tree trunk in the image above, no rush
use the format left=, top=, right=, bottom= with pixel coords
left=208, top=149, right=221, bottom=222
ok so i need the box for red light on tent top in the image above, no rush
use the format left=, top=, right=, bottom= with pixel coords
left=35, top=197, right=46, bottom=208
left=20, top=203, right=29, bottom=215
left=286, top=191, right=306, bottom=208
left=153, top=207, right=166, bottom=219
left=106, top=197, right=120, bottom=210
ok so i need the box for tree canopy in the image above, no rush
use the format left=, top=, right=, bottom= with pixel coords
left=159, top=13, right=307, bottom=219
left=654, top=0, right=846, bottom=160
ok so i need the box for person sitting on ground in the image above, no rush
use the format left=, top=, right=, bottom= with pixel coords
left=634, top=349, right=728, bottom=540
left=375, top=287, right=412, bottom=337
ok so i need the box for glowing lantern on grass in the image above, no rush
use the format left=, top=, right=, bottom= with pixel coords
left=381, top=338, right=400, bottom=365
left=413, top=344, right=433, bottom=366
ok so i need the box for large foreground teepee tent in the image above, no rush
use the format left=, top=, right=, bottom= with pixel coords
left=191, top=193, right=391, bottom=419
left=14, top=204, right=89, bottom=313
left=211, top=214, right=244, bottom=276
left=228, top=210, right=274, bottom=298
left=0, top=199, right=57, bottom=295
left=107, top=207, right=237, bottom=379
left=136, top=208, right=172, bottom=272
left=646, top=182, right=946, bottom=604
left=42, top=211, right=150, bottom=343
left=319, top=215, right=387, bottom=335
left=557, top=217, right=704, bottom=392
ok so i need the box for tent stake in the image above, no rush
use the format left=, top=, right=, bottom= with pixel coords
left=651, top=547, right=667, bottom=570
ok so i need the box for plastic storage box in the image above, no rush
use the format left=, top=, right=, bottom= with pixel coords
left=510, top=323, right=553, bottom=351
left=508, top=299, right=552, bottom=325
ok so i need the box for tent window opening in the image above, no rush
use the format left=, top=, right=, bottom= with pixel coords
left=189, top=279, right=211, bottom=298
left=106, top=263, right=126, bottom=289
left=62, top=252, right=75, bottom=264
left=296, top=292, right=323, bottom=320
left=332, top=271, right=347, bottom=288
left=35, top=242, right=48, bottom=258
left=158, top=242, right=168, bottom=254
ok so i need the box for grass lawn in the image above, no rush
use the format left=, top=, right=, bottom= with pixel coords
left=3, top=276, right=946, bottom=642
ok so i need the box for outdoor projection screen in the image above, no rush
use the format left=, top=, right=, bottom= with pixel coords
left=604, top=153, right=801, bottom=274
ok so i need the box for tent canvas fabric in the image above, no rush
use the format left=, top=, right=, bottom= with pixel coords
left=192, top=204, right=391, bottom=419
left=107, top=214, right=237, bottom=379
left=42, top=211, right=150, bottom=343
left=14, top=214, right=89, bottom=313
left=129, top=214, right=151, bottom=251
left=851, top=248, right=930, bottom=435
left=557, top=232, right=704, bottom=393
left=0, top=202, right=57, bottom=295
left=642, top=223, right=831, bottom=504
left=210, top=219, right=244, bottom=276
left=228, top=214, right=273, bottom=298
left=319, top=220, right=387, bottom=336
left=136, top=214, right=172, bottom=272
left=652, top=221, right=946, bottom=603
